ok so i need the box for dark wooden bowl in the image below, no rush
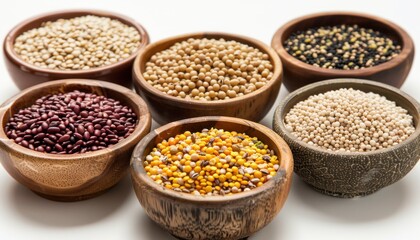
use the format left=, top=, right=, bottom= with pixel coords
left=273, top=79, right=420, bottom=198
left=131, top=116, right=293, bottom=240
left=271, top=12, right=415, bottom=92
left=132, top=32, right=283, bottom=125
left=3, top=9, right=150, bottom=90
left=0, top=79, right=151, bottom=201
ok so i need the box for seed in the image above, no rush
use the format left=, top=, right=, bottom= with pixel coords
left=144, top=38, right=273, bottom=101
left=144, top=128, right=279, bottom=196
left=5, top=90, right=138, bottom=154
left=284, top=24, right=401, bottom=69
left=13, top=15, right=141, bottom=70
left=284, top=88, right=415, bottom=152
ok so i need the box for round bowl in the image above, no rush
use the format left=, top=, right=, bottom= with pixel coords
left=271, top=12, right=415, bottom=92
left=3, top=9, right=150, bottom=90
left=131, top=116, right=293, bottom=240
left=133, top=32, right=283, bottom=125
left=0, top=79, right=151, bottom=201
left=273, top=79, right=420, bottom=198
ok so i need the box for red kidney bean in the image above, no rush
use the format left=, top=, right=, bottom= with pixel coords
left=5, top=90, right=138, bottom=154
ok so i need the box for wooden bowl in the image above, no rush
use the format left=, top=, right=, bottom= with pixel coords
left=133, top=32, right=283, bottom=125
left=3, top=9, right=150, bottom=90
left=131, top=116, right=293, bottom=240
left=271, top=12, right=415, bottom=92
left=0, top=79, right=151, bottom=201
left=273, top=79, right=420, bottom=198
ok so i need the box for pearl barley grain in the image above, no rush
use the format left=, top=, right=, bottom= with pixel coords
left=144, top=38, right=274, bottom=101
left=13, top=15, right=141, bottom=70
left=284, top=88, right=415, bottom=152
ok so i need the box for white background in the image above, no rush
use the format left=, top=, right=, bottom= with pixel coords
left=0, top=1, right=419, bottom=239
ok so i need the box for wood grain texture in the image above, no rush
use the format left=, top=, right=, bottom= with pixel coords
left=132, top=32, right=283, bottom=125
left=3, top=10, right=150, bottom=90
left=273, top=79, right=420, bottom=198
left=271, top=12, right=415, bottom=92
left=0, top=79, right=151, bottom=201
left=131, top=116, right=293, bottom=240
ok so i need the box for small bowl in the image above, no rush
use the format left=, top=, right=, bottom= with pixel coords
left=271, top=12, right=415, bottom=92
left=131, top=116, right=293, bottom=240
left=0, top=79, right=151, bottom=201
left=273, top=79, right=420, bottom=198
left=3, top=9, right=150, bottom=90
left=133, top=32, right=283, bottom=124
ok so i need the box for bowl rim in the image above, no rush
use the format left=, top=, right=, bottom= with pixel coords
left=3, top=9, right=150, bottom=75
left=133, top=32, right=283, bottom=108
left=274, top=78, right=420, bottom=156
left=0, top=79, right=151, bottom=160
left=271, top=11, right=414, bottom=75
left=131, top=116, right=294, bottom=203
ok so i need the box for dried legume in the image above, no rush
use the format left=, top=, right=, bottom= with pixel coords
left=14, top=15, right=141, bottom=70
left=284, top=24, right=401, bottom=69
left=144, top=38, right=274, bottom=101
left=284, top=88, right=415, bottom=152
left=144, top=128, right=279, bottom=196
left=5, top=90, right=137, bottom=154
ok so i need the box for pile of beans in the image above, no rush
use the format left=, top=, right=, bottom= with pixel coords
left=14, top=15, right=141, bottom=70
left=284, top=24, right=401, bottom=69
left=5, top=90, right=137, bottom=154
left=144, top=128, right=279, bottom=196
left=284, top=88, right=415, bottom=152
left=144, top=38, right=274, bottom=101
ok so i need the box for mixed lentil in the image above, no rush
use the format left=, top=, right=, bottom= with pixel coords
left=284, top=88, right=415, bottom=152
left=144, top=128, right=280, bottom=196
left=5, top=90, right=137, bottom=154
left=284, top=24, right=401, bottom=69
left=14, top=15, right=141, bottom=70
left=144, top=38, right=274, bottom=101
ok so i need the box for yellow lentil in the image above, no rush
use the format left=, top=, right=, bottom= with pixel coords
left=144, top=128, right=280, bottom=195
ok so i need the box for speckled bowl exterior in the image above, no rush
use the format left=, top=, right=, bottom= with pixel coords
left=3, top=10, right=149, bottom=90
left=273, top=79, right=420, bottom=198
left=0, top=79, right=151, bottom=201
left=131, top=116, right=293, bottom=239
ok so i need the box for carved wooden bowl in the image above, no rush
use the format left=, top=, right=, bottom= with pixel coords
left=132, top=32, right=283, bottom=124
left=131, top=116, right=293, bottom=240
left=0, top=79, right=151, bottom=201
left=271, top=12, right=415, bottom=92
left=3, top=10, right=150, bottom=90
left=273, top=79, right=420, bottom=198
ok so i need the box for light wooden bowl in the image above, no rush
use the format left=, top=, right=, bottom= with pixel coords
left=0, top=79, right=151, bottom=201
left=132, top=32, right=283, bottom=125
left=273, top=79, right=420, bottom=198
left=131, top=116, right=293, bottom=240
left=271, top=12, right=415, bottom=92
left=3, top=9, right=150, bottom=90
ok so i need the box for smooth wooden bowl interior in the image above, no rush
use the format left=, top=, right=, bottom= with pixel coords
left=131, top=116, right=293, bottom=239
